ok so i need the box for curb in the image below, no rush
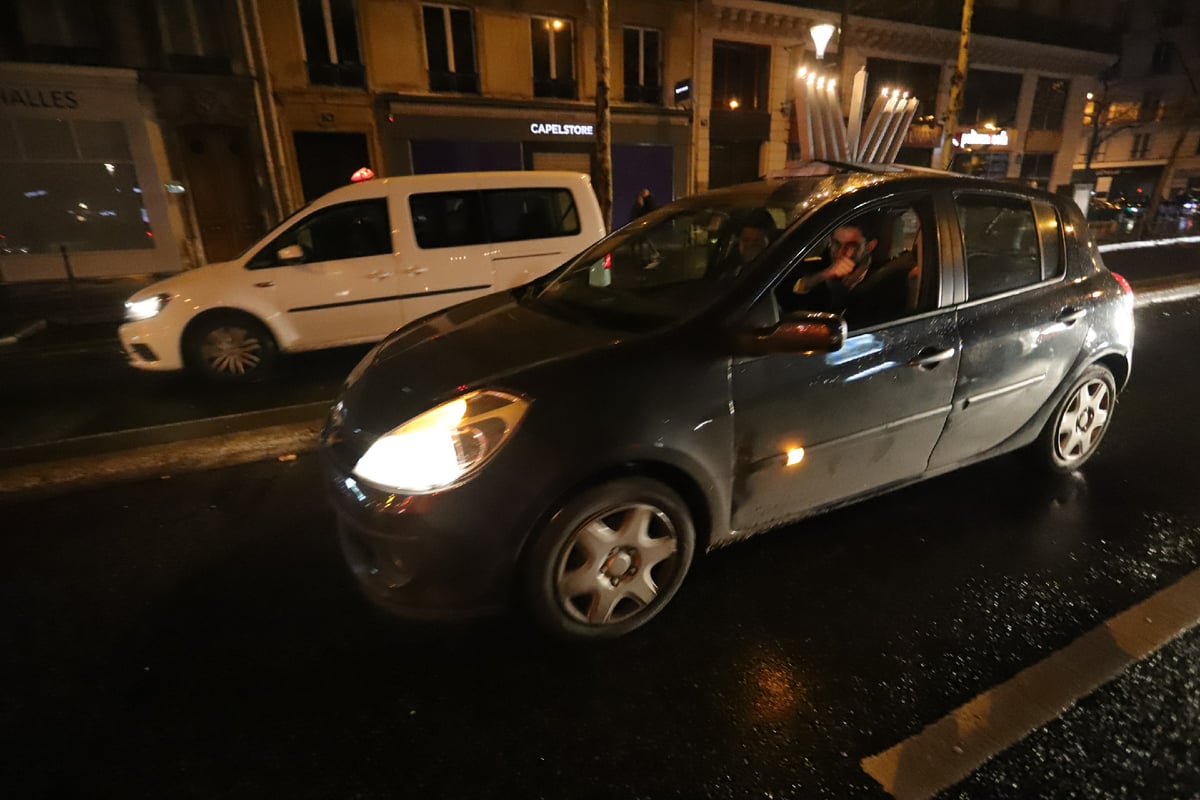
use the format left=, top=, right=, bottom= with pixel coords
left=0, top=420, right=322, bottom=502
left=1131, top=276, right=1200, bottom=307
left=1099, top=235, right=1200, bottom=253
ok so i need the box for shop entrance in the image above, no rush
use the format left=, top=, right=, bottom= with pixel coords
left=708, top=140, right=761, bottom=189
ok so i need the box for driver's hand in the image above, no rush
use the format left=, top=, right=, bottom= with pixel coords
left=823, top=256, right=857, bottom=280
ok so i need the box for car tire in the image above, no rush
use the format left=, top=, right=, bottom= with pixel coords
left=184, top=311, right=278, bottom=382
left=1035, top=364, right=1117, bottom=473
left=523, top=477, right=695, bottom=640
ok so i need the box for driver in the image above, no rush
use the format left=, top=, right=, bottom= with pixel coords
left=790, top=213, right=881, bottom=311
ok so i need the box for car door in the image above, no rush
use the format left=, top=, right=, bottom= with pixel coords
left=730, top=192, right=961, bottom=535
left=927, top=193, right=1090, bottom=469
left=247, top=198, right=404, bottom=347
left=482, top=186, right=588, bottom=288
left=395, top=188, right=496, bottom=321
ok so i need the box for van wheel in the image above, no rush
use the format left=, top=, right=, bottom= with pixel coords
left=1035, top=365, right=1117, bottom=472
left=523, top=478, right=694, bottom=640
left=184, top=312, right=277, bottom=382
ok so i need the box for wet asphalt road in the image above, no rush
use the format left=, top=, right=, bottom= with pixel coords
left=3, top=299, right=1199, bottom=798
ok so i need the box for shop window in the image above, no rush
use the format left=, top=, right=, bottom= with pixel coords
left=0, top=118, right=153, bottom=256
left=483, top=188, right=580, bottom=242
left=531, top=17, right=576, bottom=99
left=156, top=0, right=232, bottom=74
left=298, top=0, right=365, bottom=88
left=1131, top=133, right=1152, bottom=159
left=711, top=40, right=770, bottom=112
left=247, top=200, right=390, bottom=268
left=623, top=27, right=661, bottom=105
left=422, top=5, right=478, bottom=94
left=955, top=195, right=1043, bottom=300
left=1029, top=77, right=1069, bottom=131
left=1020, top=152, right=1056, bottom=189
left=13, top=0, right=103, bottom=65
left=410, top=192, right=487, bottom=249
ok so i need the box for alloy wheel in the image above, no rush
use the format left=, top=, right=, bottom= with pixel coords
left=1055, top=377, right=1112, bottom=466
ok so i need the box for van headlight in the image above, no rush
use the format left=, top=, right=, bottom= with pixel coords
left=352, top=390, right=530, bottom=493
left=124, top=293, right=171, bottom=322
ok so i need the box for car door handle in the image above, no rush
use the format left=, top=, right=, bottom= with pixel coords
left=404, top=267, right=429, bottom=275
left=907, top=346, right=957, bottom=369
left=1056, top=306, right=1088, bottom=325
left=253, top=281, right=275, bottom=288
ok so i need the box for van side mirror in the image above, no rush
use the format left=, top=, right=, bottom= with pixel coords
left=735, top=311, right=845, bottom=356
left=277, top=244, right=306, bottom=264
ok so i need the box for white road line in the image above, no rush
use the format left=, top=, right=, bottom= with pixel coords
left=861, top=567, right=1200, bottom=799
left=1099, top=235, right=1200, bottom=252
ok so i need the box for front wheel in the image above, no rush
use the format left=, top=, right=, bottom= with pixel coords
left=184, top=312, right=278, bottom=382
left=523, top=478, right=695, bottom=640
left=1036, top=365, right=1117, bottom=472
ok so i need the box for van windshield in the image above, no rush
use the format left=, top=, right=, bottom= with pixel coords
left=532, top=179, right=824, bottom=329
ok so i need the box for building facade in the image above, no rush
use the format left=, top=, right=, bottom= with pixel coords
left=255, top=0, right=694, bottom=228
left=0, top=0, right=278, bottom=281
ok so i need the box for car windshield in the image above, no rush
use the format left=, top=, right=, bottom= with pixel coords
left=532, top=179, right=828, bottom=329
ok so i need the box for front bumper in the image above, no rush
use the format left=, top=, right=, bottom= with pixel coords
left=119, top=314, right=186, bottom=371
left=326, top=456, right=539, bottom=619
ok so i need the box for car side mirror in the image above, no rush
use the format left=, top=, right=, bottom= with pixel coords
left=735, top=311, right=846, bottom=356
left=277, top=244, right=306, bottom=264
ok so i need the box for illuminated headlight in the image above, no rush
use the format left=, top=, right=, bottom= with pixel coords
left=352, top=390, right=529, bottom=493
left=124, top=293, right=170, bottom=322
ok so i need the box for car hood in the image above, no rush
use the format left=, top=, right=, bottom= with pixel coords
left=127, top=260, right=240, bottom=302
left=336, top=291, right=632, bottom=438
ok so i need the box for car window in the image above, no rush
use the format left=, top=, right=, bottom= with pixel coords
left=246, top=199, right=390, bottom=269
left=1034, top=201, right=1065, bottom=280
left=955, top=194, right=1043, bottom=299
left=484, top=188, right=580, bottom=242
left=409, top=191, right=487, bottom=249
left=780, top=196, right=937, bottom=329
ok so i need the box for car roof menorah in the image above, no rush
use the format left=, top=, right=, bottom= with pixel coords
left=793, top=66, right=920, bottom=164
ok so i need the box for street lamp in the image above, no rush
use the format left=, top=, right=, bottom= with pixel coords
left=810, top=23, right=836, bottom=60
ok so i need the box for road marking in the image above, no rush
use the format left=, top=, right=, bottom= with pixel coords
left=1099, top=235, right=1200, bottom=252
left=1132, top=281, right=1200, bottom=307
left=861, top=566, right=1200, bottom=799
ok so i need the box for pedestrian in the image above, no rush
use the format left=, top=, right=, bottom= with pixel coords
left=630, top=188, right=657, bottom=222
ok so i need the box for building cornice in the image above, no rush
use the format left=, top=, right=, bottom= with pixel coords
left=709, top=0, right=1116, bottom=76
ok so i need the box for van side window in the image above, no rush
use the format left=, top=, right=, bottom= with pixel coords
left=247, top=199, right=390, bottom=269
left=483, top=188, right=581, bottom=242
left=955, top=194, right=1042, bottom=299
left=409, top=191, right=487, bottom=249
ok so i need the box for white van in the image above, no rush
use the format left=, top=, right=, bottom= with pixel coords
left=119, top=171, right=605, bottom=381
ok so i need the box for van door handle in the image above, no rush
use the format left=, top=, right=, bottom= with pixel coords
left=907, top=346, right=956, bottom=369
left=404, top=267, right=429, bottom=275
left=1056, top=306, right=1087, bottom=325
left=365, top=270, right=392, bottom=280
left=253, top=281, right=275, bottom=288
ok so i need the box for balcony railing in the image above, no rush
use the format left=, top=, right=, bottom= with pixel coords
left=429, top=70, right=480, bottom=94
left=306, top=61, right=366, bottom=88
left=623, top=84, right=663, bottom=105
left=534, top=77, right=577, bottom=100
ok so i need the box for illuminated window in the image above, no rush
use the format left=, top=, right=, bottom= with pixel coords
left=298, top=0, right=364, bottom=87
left=422, top=4, right=478, bottom=94
left=531, top=17, right=576, bottom=99
left=623, top=27, right=662, bottom=104
left=711, top=40, right=770, bottom=112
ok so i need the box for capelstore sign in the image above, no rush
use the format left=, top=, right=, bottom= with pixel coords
left=529, top=122, right=594, bottom=137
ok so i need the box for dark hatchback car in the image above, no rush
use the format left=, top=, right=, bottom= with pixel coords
left=321, top=165, right=1135, bottom=639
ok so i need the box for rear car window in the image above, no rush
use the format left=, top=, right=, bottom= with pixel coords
left=484, top=188, right=581, bottom=242
left=955, top=194, right=1043, bottom=300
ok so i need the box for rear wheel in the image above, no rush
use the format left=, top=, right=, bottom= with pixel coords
left=184, top=312, right=277, bottom=382
left=1036, top=365, right=1117, bottom=472
left=524, top=477, right=695, bottom=640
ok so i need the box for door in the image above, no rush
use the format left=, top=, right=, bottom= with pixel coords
left=180, top=126, right=264, bottom=262
left=396, top=188, right=495, bottom=320
left=928, top=194, right=1088, bottom=469
left=245, top=198, right=404, bottom=347
left=731, top=194, right=959, bottom=534
left=293, top=131, right=371, bottom=202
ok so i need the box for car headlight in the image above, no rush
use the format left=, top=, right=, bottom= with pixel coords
left=124, top=293, right=171, bottom=322
left=352, top=390, right=530, bottom=493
